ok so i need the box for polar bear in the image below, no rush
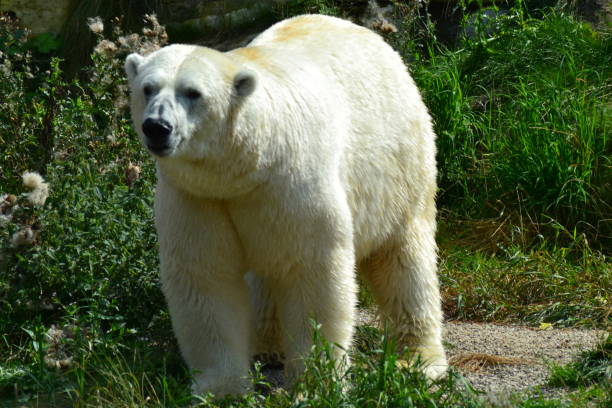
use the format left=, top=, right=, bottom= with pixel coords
left=125, top=14, right=447, bottom=396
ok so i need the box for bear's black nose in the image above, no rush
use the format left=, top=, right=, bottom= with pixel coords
left=142, top=118, right=173, bottom=152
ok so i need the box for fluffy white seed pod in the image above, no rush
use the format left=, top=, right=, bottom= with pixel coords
left=22, top=172, right=45, bottom=190
left=87, top=17, right=104, bottom=34
left=27, top=183, right=49, bottom=207
left=22, top=172, right=50, bottom=207
left=10, top=226, right=35, bottom=247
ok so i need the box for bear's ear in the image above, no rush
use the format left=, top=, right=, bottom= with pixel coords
left=125, top=53, right=144, bottom=82
left=232, top=69, right=257, bottom=98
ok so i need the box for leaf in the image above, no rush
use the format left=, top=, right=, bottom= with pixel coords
left=28, top=33, right=61, bottom=54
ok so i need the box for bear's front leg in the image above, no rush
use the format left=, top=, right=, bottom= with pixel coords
left=274, top=201, right=358, bottom=382
left=155, top=181, right=252, bottom=397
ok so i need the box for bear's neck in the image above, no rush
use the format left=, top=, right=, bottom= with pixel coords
left=156, top=156, right=269, bottom=200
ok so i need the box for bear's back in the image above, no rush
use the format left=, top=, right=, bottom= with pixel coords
left=248, top=14, right=371, bottom=51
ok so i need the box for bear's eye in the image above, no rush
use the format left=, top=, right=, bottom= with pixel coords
left=185, top=88, right=201, bottom=100
left=143, top=85, right=154, bottom=97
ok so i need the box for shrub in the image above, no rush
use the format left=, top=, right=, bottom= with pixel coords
left=0, top=14, right=170, bottom=354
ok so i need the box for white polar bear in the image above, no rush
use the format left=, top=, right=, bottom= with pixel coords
left=125, top=14, right=447, bottom=396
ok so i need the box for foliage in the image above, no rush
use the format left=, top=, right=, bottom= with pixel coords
left=0, top=13, right=170, bottom=403
left=438, top=238, right=611, bottom=326
left=273, top=0, right=345, bottom=19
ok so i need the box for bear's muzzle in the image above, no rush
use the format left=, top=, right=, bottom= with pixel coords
left=142, top=118, right=173, bottom=156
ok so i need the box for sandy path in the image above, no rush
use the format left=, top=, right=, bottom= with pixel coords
left=359, top=309, right=607, bottom=394
left=443, top=321, right=607, bottom=396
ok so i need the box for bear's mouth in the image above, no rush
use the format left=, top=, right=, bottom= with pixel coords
left=147, top=142, right=172, bottom=157
left=146, top=137, right=185, bottom=158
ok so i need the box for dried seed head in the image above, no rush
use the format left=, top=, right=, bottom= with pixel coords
left=22, top=172, right=50, bottom=207
left=118, top=33, right=140, bottom=50
left=1, top=193, right=17, bottom=209
left=43, top=324, right=76, bottom=369
left=27, top=184, right=49, bottom=207
left=0, top=215, right=10, bottom=226
left=0, top=194, right=18, bottom=221
left=87, top=16, right=104, bottom=34
left=11, top=226, right=36, bottom=247
left=94, top=39, right=118, bottom=57
left=125, top=163, right=141, bottom=187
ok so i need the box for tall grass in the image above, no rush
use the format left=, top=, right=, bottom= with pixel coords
left=438, top=241, right=611, bottom=326
left=409, top=8, right=611, bottom=249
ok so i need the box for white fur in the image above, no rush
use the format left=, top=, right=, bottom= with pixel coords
left=125, top=14, right=447, bottom=396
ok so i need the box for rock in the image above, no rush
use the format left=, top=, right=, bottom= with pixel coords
left=1, top=0, right=72, bottom=35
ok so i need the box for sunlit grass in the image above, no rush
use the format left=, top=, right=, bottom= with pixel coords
left=411, top=10, right=611, bottom=250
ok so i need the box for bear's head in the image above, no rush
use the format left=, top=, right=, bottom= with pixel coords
left=125, top=44, right=257, bottom=161
left=124, top=44, right=271, bottom=197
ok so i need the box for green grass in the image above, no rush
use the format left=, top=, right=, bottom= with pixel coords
left=0, top=325, right=485, bottom=407
left=0, top=2, right=611, bottom=407
left=437, top=226, right=611, bottom=326
left=408, top=8, right=612, bottom=250
left=3, top=326, right=609, bottom=407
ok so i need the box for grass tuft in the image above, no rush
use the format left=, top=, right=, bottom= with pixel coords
left=549, top=334, right=612, bottom=388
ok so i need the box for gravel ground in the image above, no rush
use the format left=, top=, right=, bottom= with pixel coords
left=443, top=321, right=607, bottom=397
left=358, top=309, right=607, bottom=395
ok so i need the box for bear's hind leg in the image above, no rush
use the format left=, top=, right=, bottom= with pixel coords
left=360, top=215, right=447, bottom=380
